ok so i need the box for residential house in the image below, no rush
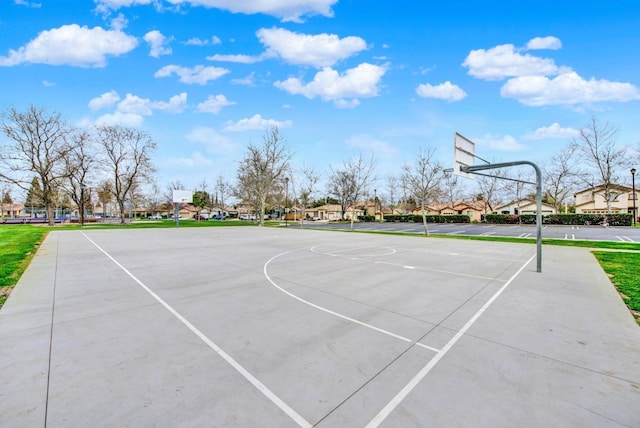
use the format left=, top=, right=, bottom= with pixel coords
left=411, top=200, right=489, bottom=222
left=495, top=199, right=558, bottom=216
left=574, top=184, right=638, bottom=220
left=0, top=202, right=25, bottom=218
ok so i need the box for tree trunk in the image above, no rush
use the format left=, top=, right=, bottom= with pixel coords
left=118, top=200, right=126, bottom=224
left=421, top=204, right=429, bottom=236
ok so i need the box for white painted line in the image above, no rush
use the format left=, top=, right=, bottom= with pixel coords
left=518, top=233, right=531, bottom=238
left=265, top=250, right=439, bottom=353
left=616, top=236, right=634, bottom=242
left=480, top=232, right=495, bottom=236
left=366, top=253, right=536, bottom=428
left=312, top=247, right=504, bottom=282
left=82, top=233, right=312, bottom=428
left=403, top=266, right=416, bottom=270
left=564, top=234, right=575, bottom=240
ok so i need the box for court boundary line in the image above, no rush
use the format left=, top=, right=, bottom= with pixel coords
left=264, top=249, right=440, bottom=353
left=365, top=252, right=536, bottom=427
left=81, top=232, right=312, bottom=428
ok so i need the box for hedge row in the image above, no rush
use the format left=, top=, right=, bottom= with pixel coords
left=484, top=213, right=632, bottom=226
left=382, top=214, right=471, bottom=224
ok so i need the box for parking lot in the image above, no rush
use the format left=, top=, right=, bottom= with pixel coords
left=297, top=221, right=640, bottom=242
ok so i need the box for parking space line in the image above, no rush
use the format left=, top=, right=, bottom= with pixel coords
left=564, top=234, right=575, bottom=240
left=518, top=233, right=531, bottom=238
left=82, top=233, right=313, bottom=428
left=616, top=236, right=634, bottom=242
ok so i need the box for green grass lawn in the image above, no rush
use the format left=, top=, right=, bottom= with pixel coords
left=592, top=251, right=640, bottom=324
left=0, top=226, right=49, bottom=307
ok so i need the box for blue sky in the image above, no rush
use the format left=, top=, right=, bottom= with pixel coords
left=1, top=0, right=639, bottom=197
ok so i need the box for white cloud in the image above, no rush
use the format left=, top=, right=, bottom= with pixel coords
left=231, top=72, right=255, bottom=86
left=196, top=94, right=236, bottom=114
left=0, top=24, right=137, bottom=67
left=186, top=126, right=235, bottom=153
left=117, top=93, right=154, bottom=115
left=164, top=151, right=214, bottom=169
left=206, top=53, right=263, bottom=63
left=501, top=72, right=640, bottom=106
left=95, top=111, right=145, bottom=127
left=144, top=30, right=173, bottom=57
left=416, top=81, right=467, bottom=102
left=15, top=0, right=42, bottom=8
left=345, top=134, right=395, bottom=157
left=257, top=27, right=366, bottom=67
left=94, top=0, right=153, bottom=13
left=475, top=134, right=526, bottom=152
left=88, top=90, right=121, bottom=111
left=110, top=13, right=128, bottom=31
left=92, top=92, right=187, bottom=126
left=164, top=0, right=337, bottom=22
left=185, top=36, right=221, bottom=46
left=223, top=114, right=292, bottom=131
left=155, top=64, right=229, bottom=84
left=42, top=80, right=55, bottom=87
left=153, top=92, right=188, bottom=113
left=462, top=43, right=560, bottom=81
left=522, top=123, right=580, bottom=140
left=274, top=63, right=387, bottom=107
left=526, top=36, right=562, bottom=50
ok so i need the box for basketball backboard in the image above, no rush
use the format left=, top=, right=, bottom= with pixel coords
left=453, top=132, right=475, bottom=179
left=172, top=190, right=193, bottom=204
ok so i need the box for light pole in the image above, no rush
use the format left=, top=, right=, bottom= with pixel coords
left=374, top=189, right=377, bottom=221
left=284, top=177, right=289, bottom=227
left=80, top=183, right=86, bottom=226
left=632, top=168, right=637, bottom=226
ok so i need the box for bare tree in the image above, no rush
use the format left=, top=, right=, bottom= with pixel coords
left=327, top=168, right=354, bottom=220
left=401, top=147, right=443, bottom=236
left=0, top=105, right=73, bottom=225
left=442, top=172, right=463, bottom=209
left=571, top=116, right=630, bottom=213
left=297, top=164, right=319, bottom=224
left=64, top=130, right=95, bottom=225
left=215, top=175, right=232, bottom=211
left=504, top=168, right=534, bottom=222
left=386, top=175, right=400, bottom=211
left=96, top=125, right=156, bottom=224
left=543, top=145, right=582, bottom=212
left=476, top=170, right=506, bottom=215
left=328, top=154, right=376, bottom=231
left=235, top=126, right=291, bottom=226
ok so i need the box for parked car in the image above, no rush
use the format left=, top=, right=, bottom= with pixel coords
left=193, top=214, right=208, bottom=220
left=213, top=214, right=226, bottom=220
left=149, top=215, right=163, bottom=220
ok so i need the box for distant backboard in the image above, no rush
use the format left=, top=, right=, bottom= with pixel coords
left=454, top=132, right=476, bottom=179
left=172, top=190, right=193, bottom=203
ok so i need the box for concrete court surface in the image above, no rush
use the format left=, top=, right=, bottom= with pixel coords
left=1, top=227, right=639, bottom=427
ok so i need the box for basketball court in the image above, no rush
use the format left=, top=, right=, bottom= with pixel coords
left=1, top=227, right=639, bottom=427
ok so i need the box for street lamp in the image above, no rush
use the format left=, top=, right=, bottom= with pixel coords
left=374, top=189, right=377, bottom=221
left=284, top=177, right=289, bottom=227
left=80, top=183, right=86, bottom=226
left=632, top=168, right=637, bottom=226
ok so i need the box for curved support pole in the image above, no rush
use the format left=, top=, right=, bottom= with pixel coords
left=461, top=160, right=542, bottom=272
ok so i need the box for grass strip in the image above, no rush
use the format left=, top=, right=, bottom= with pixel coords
left=0, top=226, right=48, bottom=307
left=592, top=251, right=640, bottom=324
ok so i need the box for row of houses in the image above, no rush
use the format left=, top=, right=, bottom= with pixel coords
left=2, top=184, right=638, bottom=221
